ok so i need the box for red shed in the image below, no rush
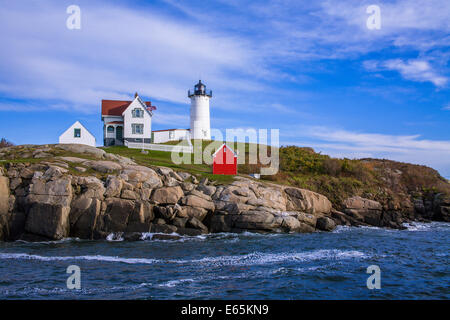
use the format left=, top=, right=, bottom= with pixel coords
left=213, top=143, right=237, bottom=175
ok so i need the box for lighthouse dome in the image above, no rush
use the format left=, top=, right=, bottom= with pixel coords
left=188, top=80, right=212, bottom=98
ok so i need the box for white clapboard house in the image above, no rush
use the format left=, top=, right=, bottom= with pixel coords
left=101, top=93, right=156, bottom=147
left=59, top=121, right=96, bottom=147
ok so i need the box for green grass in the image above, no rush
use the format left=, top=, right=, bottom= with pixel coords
left=103, top=146, right=236, bottom=184
left=102, top=140, right=266, bottom=184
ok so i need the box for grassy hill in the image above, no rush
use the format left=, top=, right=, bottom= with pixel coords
left=104, top=142, right=450, bottom=209
left=2, top=139, right=448, bottom=209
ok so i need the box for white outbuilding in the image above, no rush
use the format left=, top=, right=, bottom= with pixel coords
left=59, top=121, right=96, bottom=147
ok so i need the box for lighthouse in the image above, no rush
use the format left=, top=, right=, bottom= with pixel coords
left=188, top=80, right=212, bottom=140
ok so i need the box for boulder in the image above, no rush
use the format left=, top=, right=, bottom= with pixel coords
left=154, top=218, right=166, bottom=225
left=233, top=210, right=278, bottom=231
left=151, top=234, right=182, bottom=241
left=129, top=201, right=154, bottom=223
left=69, top=197, right=101, bottom=239
left=87, top=160, right=122, bottom=173
left=151, top=186, right=184, bottom=204
left=183, top=206, right=208, bottom=221
left=285, top=187, right=332, bottom=215
left=343, top=196, right=382, bottom=211
left=181, top=194, right=214, bottom=211
left=75, top=176, right=105, bottom=199
left=25, top=203, right=70, bottom=240
left=122, top=165, right=162, bottom=188
left=296, top=212, right=317, bottom=227
left=197, top=184, right=216, bottom=196
left=181, top=182, right=195, bottom=192
left=121, top=189, right=138, bottom=200
left=187, top=217, right=208, bottom=232
left=9, top=177, right=22, bottom=190
left=342, top=196, right=383, bottom=226
left=29, top=175, right=72, bottom=197
left=123, top=232, right=143, bottom=241
left=157, top=167, right=173, bottom=176
left=316, top=216, right=336, bottom=231
left=6, top=211, right=27, bottom=240
left=105, top=175, right=123, bottom=198
left=149, top=223, right=177, bottom=234
left=176, top=227, right=205, bottom=236
left=154, top=206, right=176, bottom=221
left=56, top=144, right=106, bottom=159
left=173, top=217, right=188, bottom=228
left=169, top=171, right=183, bottom=181
left=102, top=198, right=134, bottom=232
left=209, top=214, right=234, bottom=233
left=0, top=176, right=9, bottom=216
left=177, top=172, right=191, bottom=180
left=57, top=156, right=88, bottom=164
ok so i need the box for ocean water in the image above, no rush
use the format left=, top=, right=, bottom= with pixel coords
left=0, top=222, right=448, bottom=300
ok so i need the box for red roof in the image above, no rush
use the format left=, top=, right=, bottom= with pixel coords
left=106, top=121, right=124, bottom=124
left=101, top=99, right=156, bottom=116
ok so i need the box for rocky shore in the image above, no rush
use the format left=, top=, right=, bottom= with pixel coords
left=0, top=144, right=448, bottom=241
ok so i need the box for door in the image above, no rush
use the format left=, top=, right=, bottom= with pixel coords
left=116, top=126, right=123, bottom=141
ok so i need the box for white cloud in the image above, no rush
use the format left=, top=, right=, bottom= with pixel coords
left=364, top=59, right=448, bottom=87
left=442, top=104, right=450, bottom=111
left=0, top=1, right=267, bottom=114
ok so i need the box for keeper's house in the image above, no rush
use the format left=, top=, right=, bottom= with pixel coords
left=101, top=93, right=156, bottom=147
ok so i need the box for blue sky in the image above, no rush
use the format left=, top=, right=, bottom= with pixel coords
left=0, top=0, right=449, bottom=177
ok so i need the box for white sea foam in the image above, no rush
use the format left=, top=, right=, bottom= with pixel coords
left=401, top=221, right=446, bottom=231
left=0, top=249, right=368, bottom=267
left=159, top=278, right=195, bottom=288
left=0, top=253, right=159, bottom=264
left=175, top=249, right=369, bottom=267
left=106, top=232, right=124, bottom=241
left=1, top=282, right=153, bottom=297
left=15, top=237, right=83, bottom=244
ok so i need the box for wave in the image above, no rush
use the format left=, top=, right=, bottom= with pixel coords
left=0, top=282, right=153, bottom=298
left=0, top=249, right=368, bottom=267
left=0, top=253, right=159, bottom=265
left=174, top=249, right=369, bottom=267
left=159, top=278, right=195, bottom=288
left=402, top=221, right=450, bottom=231
left=15, top=237, right=83, bottom=244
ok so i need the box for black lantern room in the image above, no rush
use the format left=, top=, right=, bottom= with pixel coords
left=188, top=80, right=212, bottom=98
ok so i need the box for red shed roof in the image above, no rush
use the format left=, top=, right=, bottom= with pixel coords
left=101, top=99, right=156, bottom=116
left=213, top=143, right=237, bottom=157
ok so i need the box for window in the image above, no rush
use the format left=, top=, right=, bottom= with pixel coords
left=132, top=108, right=144, bottom=118
left=132, top=124, right=144, bottom=134
left=74, top=128, right=81, bottom=138
left=169, top=131, right=175, bottom=139
left=107, top=126, right=114, bottom=133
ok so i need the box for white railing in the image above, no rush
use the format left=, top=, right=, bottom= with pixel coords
left=125, top=141, right=193, bottom=153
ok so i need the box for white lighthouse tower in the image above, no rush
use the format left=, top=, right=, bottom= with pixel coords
left=188, top=80, right=212, bottom=140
